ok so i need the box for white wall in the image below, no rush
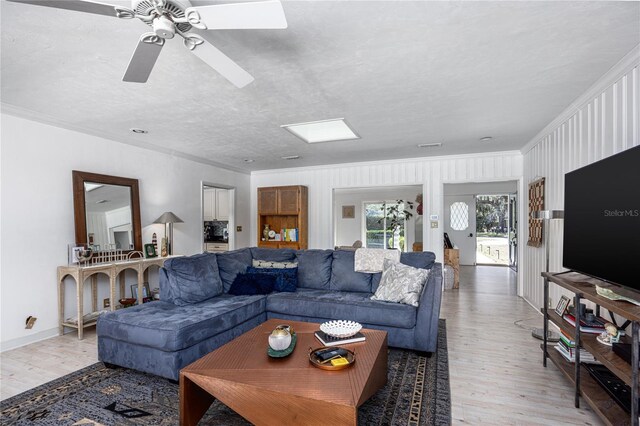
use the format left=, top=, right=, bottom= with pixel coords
left=521, top=47, right=639, bottom=310
left=333, top=186, right=422, bottom=249
left=0, top=114, right=251, bottom=349
left=251, top=151, right=523, bottom=267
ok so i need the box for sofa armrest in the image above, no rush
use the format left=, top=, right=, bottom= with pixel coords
left=414, top=262, right=443, bottom=352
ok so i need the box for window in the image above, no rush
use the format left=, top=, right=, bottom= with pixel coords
left=450, top=201, right=469, bottom=231
left=364, top=201, right=407, bottom=250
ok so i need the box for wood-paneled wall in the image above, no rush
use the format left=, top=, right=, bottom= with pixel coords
left=522, top=49, right=639, bottom=309
left=251, top=151, right=523, bottom=266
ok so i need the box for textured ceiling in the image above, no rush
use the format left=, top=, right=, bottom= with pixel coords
left=2, top=1, right=639, bottom=172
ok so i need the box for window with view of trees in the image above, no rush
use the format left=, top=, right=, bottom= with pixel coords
left=364, top=201, right=407, bottom=250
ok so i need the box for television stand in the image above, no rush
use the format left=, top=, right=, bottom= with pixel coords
left=542, top=271, right=640, bottom=426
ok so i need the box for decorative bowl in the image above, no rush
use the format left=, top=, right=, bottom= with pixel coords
left=320, top=320, right=362, bottom=338
left=119, top=298, right=137, bottom=307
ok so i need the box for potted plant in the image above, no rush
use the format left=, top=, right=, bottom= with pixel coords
left=378, top=200, right=414, bottom=250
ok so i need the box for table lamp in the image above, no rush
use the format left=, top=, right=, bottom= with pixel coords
left=153, top=212, right=183, bottom=256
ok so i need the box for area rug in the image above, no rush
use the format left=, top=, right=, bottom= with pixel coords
left=1, top=320, right=450, bottom=425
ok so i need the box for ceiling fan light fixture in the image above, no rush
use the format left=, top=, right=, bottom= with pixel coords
left=281, top=118, right=360, bottom=144
left=153, top=15, right=175, bottom=39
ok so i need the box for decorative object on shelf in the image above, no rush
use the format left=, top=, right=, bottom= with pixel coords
left=151, top=287, right=160, bottom=300
left=527, top=178, right=545, bottom=247
left=268, top=325, right=293, bottom=352
left=268, top=229, right=276, bottom=240
left=131, top=283, right=151, bottom=300
left=415, top=193, right=423, bottom=215
left=262, top=224, right=270, bottom=241
left=596, top=286, right=640, bottom=306
left=68, top=243, right=93, bottom=265
left=161, top=238, right=168, bottom=257
left=152, top=232, right=157, bottom=251
left=555, top=295, right=571, bottom=316
left=119, top=298, right=136, bottom=308
left=126, top=250, right=144, bottom=260
left=597, top=323, right=622, bottom=346
left=153, top=211, right=184, bottom=256
left=533, top=209, right=564, bottom=343
left=320, top=320, right=362, bottom=338
left=144, top=243, right=157, bottom=258
left=309, top=346, right=355, bottom=370
left=342, top=205, right=355, bottom=219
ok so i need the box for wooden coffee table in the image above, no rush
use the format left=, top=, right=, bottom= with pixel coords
left=180, top=318, right=388, bottom=425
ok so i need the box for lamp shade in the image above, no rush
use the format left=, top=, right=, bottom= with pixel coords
left=153, top=212, right=184, bottom=224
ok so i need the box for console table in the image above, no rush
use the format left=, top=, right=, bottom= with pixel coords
left=57, top=256, right=177, bottom=339
left=542, top=271, right=640, bottom=426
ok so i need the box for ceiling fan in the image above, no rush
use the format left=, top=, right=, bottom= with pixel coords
left=7, top=0, right=288, bottom=87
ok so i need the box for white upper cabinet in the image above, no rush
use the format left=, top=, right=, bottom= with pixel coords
left=204, top=188, right=229, bottom=221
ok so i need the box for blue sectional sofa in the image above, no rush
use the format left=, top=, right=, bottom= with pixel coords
left=97, top=247, right=443, bottom=380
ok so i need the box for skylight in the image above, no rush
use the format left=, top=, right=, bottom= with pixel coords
left=281, top=118, right=360, bottom=144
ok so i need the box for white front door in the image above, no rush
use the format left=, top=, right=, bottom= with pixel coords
left=444, top=195, right=477, bottom=265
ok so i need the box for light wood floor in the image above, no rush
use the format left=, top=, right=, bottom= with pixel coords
left=1, top=266, right=602, bottom=424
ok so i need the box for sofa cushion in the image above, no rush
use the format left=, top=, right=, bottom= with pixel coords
left=371, top=258, right=430, bottom=307
left=295, top=250, right=333, bottom=290
left=252, top=259, right=297, bottom=269
left=250, top=247, right=296, bottom=262
left=229, top=272, right=276, bottom=295
left=160, top=253, right=222, bottom=305
left=97, top=294, right=266, bottom=352
left=267, top=288, right=416, bottom=329
left=400, top=252, right=436, bottom=269
left=330, top=250, right=372, bottom=293
left=216, top=248, right=252, bottom=292
left=247, top=266, right=298, bottom=292
left=371, top=252, right=435, bottom=292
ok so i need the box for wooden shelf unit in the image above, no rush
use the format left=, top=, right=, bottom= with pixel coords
left=257, top=186, right=308, bottom=250
left=542, top=271, right=640, bottom=425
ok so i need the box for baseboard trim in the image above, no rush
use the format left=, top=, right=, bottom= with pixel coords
left=0, top=327, right=60, bottom=353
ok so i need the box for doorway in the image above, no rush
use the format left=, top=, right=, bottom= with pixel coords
left=201, top=183, right=235, bottom=253
left=443, top=181, right=518, bottom=266
left=475, top=195, right=509, bottom=266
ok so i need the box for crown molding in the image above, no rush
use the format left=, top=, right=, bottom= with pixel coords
left=1, top=103, right=250, bottom=175
left=521, top=44, right=640, bottom=155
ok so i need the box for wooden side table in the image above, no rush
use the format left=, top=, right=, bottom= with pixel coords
left=443, top=248, right=460, bottom=289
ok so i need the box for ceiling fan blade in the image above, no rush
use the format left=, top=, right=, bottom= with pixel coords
left=190, top=0, right=287, bottom=30
left=122, top=34, right=165, bottom=83
left=186, top=36, right=254, bottom=88
left=5, top=0, right=122, bottom=17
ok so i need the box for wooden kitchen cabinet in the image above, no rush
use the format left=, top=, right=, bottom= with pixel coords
left=257, top=186, right=307, bottom=250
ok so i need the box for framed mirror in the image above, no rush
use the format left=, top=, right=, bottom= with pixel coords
left=72, top=171, right=142, bottom=252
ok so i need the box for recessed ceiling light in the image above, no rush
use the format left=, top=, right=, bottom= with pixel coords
left=131, top=128, right=148, bottom=134
left=281, top=155, right=301, bottom=160
left=281, top=118, right=360, bottom=144
left=243, top=159, right=255, bottom=163
left=417, top=143, right=442, bottom=148
left=479, top=136, right=493, bottom=142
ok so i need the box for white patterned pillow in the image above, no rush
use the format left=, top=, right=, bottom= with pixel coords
left=371, top=258, right=430, bottom=307
left=252, top=259, right=298, bottom=269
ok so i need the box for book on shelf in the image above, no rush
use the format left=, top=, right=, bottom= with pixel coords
left=564, top=312, right=606, bottom=328
left=562, top=314, right=606, bottom=334
left=314, top=331, right=366, bottom=346
left=554, top=344, right=601, bottom=364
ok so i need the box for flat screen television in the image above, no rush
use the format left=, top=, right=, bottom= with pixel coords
left=563, top=145, right=640, bottom=290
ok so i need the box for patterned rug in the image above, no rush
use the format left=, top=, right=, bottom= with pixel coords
left=1, top=320, right=450, bottom=425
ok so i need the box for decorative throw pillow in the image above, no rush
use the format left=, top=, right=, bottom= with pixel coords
left=371, top=258, right=430, bottom=307
left=252, top=259, right=298, bottom=269
left=228, top=273, right=276, bottom=296
left=247, top=266, right=298, bottom=292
